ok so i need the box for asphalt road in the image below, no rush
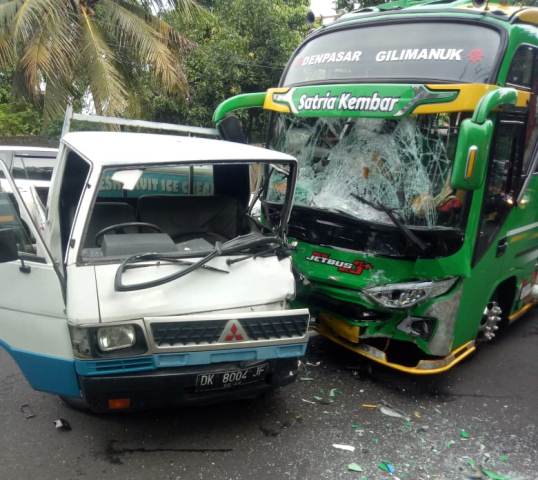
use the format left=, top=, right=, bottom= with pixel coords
left=0, top=312, right=536, bottom=480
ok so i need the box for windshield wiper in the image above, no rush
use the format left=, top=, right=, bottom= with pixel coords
left=123, top=257, right=230, bottom=274
left=114, top=233, right=283, bottom=292
left=350, top=192, right=427, bottom=252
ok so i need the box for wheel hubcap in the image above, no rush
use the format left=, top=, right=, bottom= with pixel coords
left=479, top=301, right=502, bottom=341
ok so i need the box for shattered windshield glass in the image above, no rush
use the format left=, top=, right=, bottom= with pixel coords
left=267, top=114, right=467, bottom=229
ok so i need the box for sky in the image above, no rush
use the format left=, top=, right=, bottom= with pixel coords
left=310, top=0, right=337, bottom=16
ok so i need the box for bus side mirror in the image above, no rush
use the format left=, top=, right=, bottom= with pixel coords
left=0, top=227, right=19, bottom=263
left=451, top=118, right=493, bottom=190
left=217, top=115, right=248, bottom=144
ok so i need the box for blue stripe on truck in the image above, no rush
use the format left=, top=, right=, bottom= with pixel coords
left=0, top=339, right=80, bottom=398
left=75, top=343, right=307, bottom=376
left=0, top=338, right=306, bottom=396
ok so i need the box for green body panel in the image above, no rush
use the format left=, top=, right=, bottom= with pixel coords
left=283, top=84, right=457, bottom=118
left=214, top=1, right=538, bottom=365
left=213, top=92, right=266, bottom=124
left=451, top=119, right=493, bottom=190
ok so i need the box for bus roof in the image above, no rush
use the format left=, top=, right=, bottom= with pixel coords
left=330, top=0, right=538, bottom=29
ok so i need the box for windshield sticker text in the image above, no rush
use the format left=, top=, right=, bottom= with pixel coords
left=375, top=48, right=463, bottom=62
left=306, top=252, right=372, bottom=276
left=299, top=50, right=362, bottom=66
left=297, top=92, right=399, bottom=113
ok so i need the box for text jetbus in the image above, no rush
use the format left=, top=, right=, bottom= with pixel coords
left=213, top=0, right=538, bottom=373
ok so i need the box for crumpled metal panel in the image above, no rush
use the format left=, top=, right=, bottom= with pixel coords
left=426, top=290, right=462, bottom=356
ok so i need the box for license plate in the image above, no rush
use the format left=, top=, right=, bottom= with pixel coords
left=195, top=363, right=268, bottom=392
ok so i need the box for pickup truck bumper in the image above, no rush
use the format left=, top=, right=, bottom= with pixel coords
left=78, top=357, right=298, bottom=412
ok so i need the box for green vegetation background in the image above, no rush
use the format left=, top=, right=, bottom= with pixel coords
left=0, top=0, right=310, bottom=142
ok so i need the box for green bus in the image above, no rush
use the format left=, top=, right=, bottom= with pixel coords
left=213, top=0, right=538, bottom=374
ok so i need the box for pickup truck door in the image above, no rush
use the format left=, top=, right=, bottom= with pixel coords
left=0, top=160, right=79, bottom=397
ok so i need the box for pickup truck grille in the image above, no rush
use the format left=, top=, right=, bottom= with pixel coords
left=241, top=315, right=309, bottom=340
left=152, top=320, right=228, bottom=347
left=150, top=313, right=309, bottom=348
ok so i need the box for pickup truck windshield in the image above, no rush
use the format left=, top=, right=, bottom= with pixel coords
left=267, top=113, right=468, bottom=230
left=80, top=161, right=291, bottom=263
left=283, top=22, right=501, bottom=86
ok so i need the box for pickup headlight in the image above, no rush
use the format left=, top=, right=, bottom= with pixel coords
left=97, top=325, right=136, bottom=352
left=363, top=278, right=458, bottom=309
left=69, top=323, right=147, bottom=359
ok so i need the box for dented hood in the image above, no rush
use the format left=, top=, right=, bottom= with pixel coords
left=93, top=256, right=295, bottom=322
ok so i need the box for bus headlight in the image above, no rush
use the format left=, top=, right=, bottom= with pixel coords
left=363, top=278, right=458, bottom=309
left=97, top=325, right=136, bottom=352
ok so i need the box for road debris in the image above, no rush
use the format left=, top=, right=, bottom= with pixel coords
left=20, top=403, right=35, bottom=419
left=379, top=403, right=410, bottom=421
left=313, top=395, right=333, bottom=405
left=482, top=468, right=511, bottom=480
left=329, top=388, right=342, bottom=399
left=300, top=377, right=314, bottom=381
left=53, top=418, right=72, bottom=431
left=348, top=462, right=363, bottom=472
left=460, top=429, right=471, bottom=439
left=378, top=461, right=395, bottom=474
left=301, top=398, right=316, bottom=405
left=361, top=403, right=378, bottom=409
left=306, top=361, right=321, bottom=367
left=333, top=443, right=355, bottom=452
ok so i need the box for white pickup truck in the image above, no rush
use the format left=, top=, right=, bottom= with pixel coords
left=0, top=112, right=309, bottom=412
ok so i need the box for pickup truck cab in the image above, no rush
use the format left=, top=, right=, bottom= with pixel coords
left=0, top=122, right=309, bottom=412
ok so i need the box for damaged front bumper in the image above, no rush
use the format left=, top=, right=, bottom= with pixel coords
left=306, top=284, right=473, bottom=374
left=316, top=315, right=475, bottom=374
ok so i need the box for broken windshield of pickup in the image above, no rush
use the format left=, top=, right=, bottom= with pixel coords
left=80, top=160, right=294, bottom=272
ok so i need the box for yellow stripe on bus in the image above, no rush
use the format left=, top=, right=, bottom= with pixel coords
left=416, top=84, right=530, bottom=114
left=264, top=88, right=291, bottom=113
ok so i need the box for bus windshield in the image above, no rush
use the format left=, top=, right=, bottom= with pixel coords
left=283, top=22, right=501, bottom=86
left=267, top=113, right=468, bottom=230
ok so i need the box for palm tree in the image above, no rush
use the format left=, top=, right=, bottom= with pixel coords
left=0, top=0, right=199, bottom=118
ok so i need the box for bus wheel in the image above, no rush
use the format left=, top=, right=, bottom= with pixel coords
left=477, top=301, right=502, bottom=342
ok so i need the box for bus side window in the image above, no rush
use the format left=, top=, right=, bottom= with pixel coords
left=475, top=118, right=525, bottom=262
left=485, top=121, right=523, bottom=212
left=507, top=45, right=534, bottom=89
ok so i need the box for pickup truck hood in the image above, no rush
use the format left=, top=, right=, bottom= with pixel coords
left=93, top=256, right=295, bottom=322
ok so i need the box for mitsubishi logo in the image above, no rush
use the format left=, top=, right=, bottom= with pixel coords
left=219, top=320, right=249, bottom=343
left=225, top=323, right=243, bottom=341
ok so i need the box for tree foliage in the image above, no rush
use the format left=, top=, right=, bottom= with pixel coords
left=0, top=71, right=41, bottom=135
left=0, top=0, right=199, bottom=118
left=136, top=0, right=310, bottom=131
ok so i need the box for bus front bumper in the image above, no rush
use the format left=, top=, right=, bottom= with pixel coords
left=316, top=316, right=476, bottom=375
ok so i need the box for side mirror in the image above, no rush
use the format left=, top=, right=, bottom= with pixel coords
left=0, top=227, right=19, bottom=263
left=452, top=87, right=519, bottom=191
left=451, top=118, right=493, bottom=190
left=217, top=115, right=248, bottom=144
